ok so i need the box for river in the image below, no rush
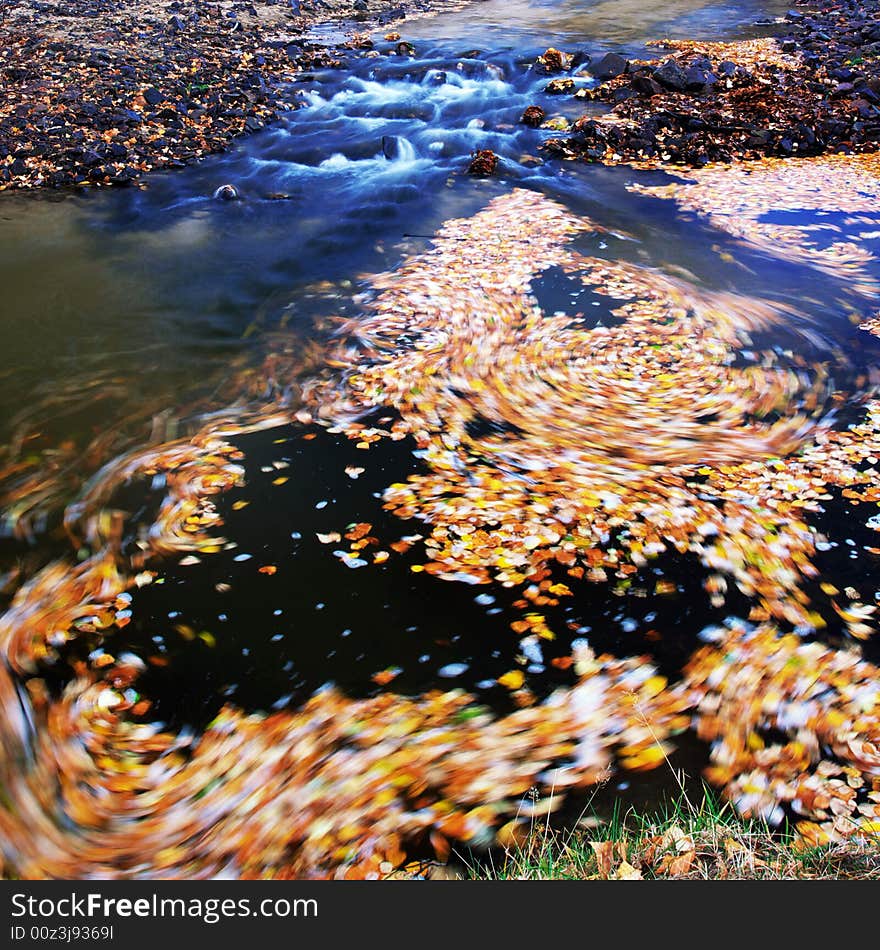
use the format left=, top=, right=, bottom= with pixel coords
left=2, top=0, right=880, bottom=877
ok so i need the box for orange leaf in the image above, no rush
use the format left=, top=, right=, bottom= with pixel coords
left=430, top=831, right=451, bottom=862
left=591, top=840, right=614, bottom=879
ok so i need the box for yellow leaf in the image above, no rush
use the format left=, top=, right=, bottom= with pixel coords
left=615, top=860, right=643, bottom=880
left=497, top=670, right=525, bottom=690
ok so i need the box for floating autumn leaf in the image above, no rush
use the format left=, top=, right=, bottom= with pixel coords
left=345, top=523, right=373, bottom=540
left=0, top=617, right=689, bottom=877
left=831, top=599, right=876, bottom=640
left=497, top=670, right=525, bottom=690
left=371, top=667, right=402, bottom=686
left=4, top=159, right=880, bottom=884
left=306, top=189, right=850, bottom=640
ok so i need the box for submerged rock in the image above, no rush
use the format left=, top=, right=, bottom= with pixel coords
left=520, top=105, right=546, bottom=126
left=536, top=47, right=572, bottom=73
left=545, top=77, right=575, bottom=94
left=467, top=149, right=498, bottom=175
left=570, top=50, right=591, bottom=71
left=381, top=135, right=416, bottom=161
left=213, top=184, right=240, bottom=200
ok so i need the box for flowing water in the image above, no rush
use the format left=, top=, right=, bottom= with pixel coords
left=0, top=0, right=795, bottom=564
left=3, top=0, right=880, bottom=876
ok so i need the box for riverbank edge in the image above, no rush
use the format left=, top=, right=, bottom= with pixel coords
left=0, top=0, right=468, bottom=191
left=547, top=0, right=880, bottom=168
left=6, top=0, right=878, bottom=190
left=463, top=789, right=880, bottom=881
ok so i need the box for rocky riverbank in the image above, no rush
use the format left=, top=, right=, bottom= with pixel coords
left=0, top=0, right=460, bottom=190
left=540, top=0, right=880, bottom=167
left=7, top=0, right=880, bottom=190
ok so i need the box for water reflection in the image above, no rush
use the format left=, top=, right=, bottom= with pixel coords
left=398, top=0, right=791, bottom=45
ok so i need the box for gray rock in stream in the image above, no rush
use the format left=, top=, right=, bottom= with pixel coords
left=213, top=184, right=241, bottom=200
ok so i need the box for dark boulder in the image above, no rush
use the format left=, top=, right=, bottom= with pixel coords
left=468, top=149, right=498, bottom=176
left=381, top=134, right=405, bottom=159
left=684, top=66, right=716, bottom=91
left=612, top=87, right=638, bottom=102
left=653, top=60, right=689, bottom=91
left=632, top=74, right=663, bottom=97
left=590, top=52, right=628, bottom=80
